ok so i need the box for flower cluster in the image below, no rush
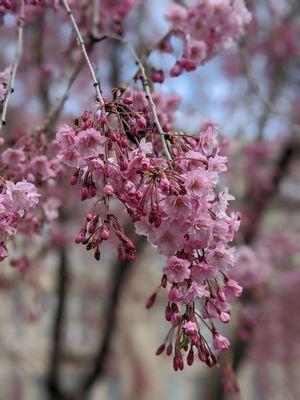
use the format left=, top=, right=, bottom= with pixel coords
left=56, top=87, right=241, bottom=370
left=0, top=180, right=40, bottom=262
left=0, top=133, right=62, bottom=263
left=158, top=0, right=251, bottom=78
left=99, top=0, right=137, bottom=33
left=232, top=233, right=300, bottom=368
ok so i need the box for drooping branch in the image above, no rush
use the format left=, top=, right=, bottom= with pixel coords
left=78, top=236, right=146, bottom=396
left=240, top=45, right=300, bottom=135
left=61, top=0, right=105, bottom=106
left=45, top=234, right=146, bottom=399
left=243, top=138, right=298, bottom=244
left=91, top=33, right=173, bottom=161
left=33, top=14, right=51, bottom=115
left=46, top=245, right=70, bottom=399
left=0, top=0, right=25, bottom=132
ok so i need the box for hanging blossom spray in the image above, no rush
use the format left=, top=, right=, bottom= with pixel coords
left=54, top=0, right=249, bottom=371
left=0, top=0, right=248, bottom=371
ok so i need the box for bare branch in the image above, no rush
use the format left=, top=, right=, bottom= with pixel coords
left=240, top=45, right=300, bottom=135
left=61, top=0, right=105, bottom=106
left=0, top=0, right=25, bottom=132
left=46, top=245, right=70, bottom=399
left=78, top=236, right=146, bottom=396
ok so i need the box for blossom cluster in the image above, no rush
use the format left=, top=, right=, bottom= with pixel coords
left=56, top=88, right=241, bottom=370
left=99, top=0, right=137, bottom=33
left=0, top=179, right=40, bottom=262
left=152, top=0, right=251, bottom=80
left=0, top=133, right=62, bottom=264
left=231, top=233, right=300, bottom=366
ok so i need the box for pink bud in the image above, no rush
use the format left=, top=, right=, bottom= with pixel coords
left=103, top=184, right=114, bottom=196
left=100, top=113, right=107, bottom=125
left=80, top=186, right=89, bottom=201
left=75, top=228, right=86, bottom=244
left=187, top=349, right=194, bottom=366
left=220, top=312, right=230, bottom=323
left=151, top=68, right=164, bottom=83
left=165, top=303, right=172, bottom=321
left=161, top=274, right=167, bottom=288
left=217, top=289, right=226, bottom=302
left=145, top=292, right=157, bottom=309
left=86, top=213, right=93, bottom=222
left=70, top=174, right=78, bottom=185
left=123, top=97, right=133, bottom=105
left=136, top=116, right=147, bottom=130
left=160, top=177, right=170, bottom=193
left=156, top=344, right=165, bottom=356
left=170, top=61, right=183, bottom=77
left=166, top=344, right=173, bottom=356
left=90, top=185, right=97, bottom=197
left=100, top=226, right=110, bottom=240
left=94, top=248, right=101, bottom=261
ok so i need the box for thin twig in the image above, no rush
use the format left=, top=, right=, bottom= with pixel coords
left=0, top=0, right=25, bottom=132
left=91, top=33, right=173, bottom=160
left=240, top=45, right=300, bottom=135
left=61, top=0, right=105, bottom=106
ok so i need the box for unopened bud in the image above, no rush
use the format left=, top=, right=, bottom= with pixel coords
left=145, top=292, right=157, bottom=309
left=156, top=344, right=165, bottom=356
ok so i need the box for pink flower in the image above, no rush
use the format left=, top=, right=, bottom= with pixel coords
left=183, top=321, right=198, bottom=335
left=191, top=262, right=215, bottom=282
left=58, top=148, right=83, bottom=167
left=77, top=128, right=106, bottom=158
left=6, top=180, right=40, bottom=211
left=213, top=334, right=230, bottom=350
left=164, top=195, right=191, bottom=219
left=184, top=282, right=209, bottom=304
left=207, top=244, right=236, bottom=270
left=29, top=155, right=53, bottom=177
left=183, top=38, right=207, bottom=65
left=43, top=197, right=61, bottom=221
left=168, top=286, right=182, bottom=302
left=164, top=256, right=190, bottom=283
left=0, top=86, right=6, bottom=102
left=224, top=279, right=243, bottom=298
left=150, top=221, right=186, bottom=256
left=56, top=124, right=77, bottom=147
left=185, top=169, right=218, bottom=196
left=164, top=4, right=188, bottom=30
left=0, top=66, right=11, bottom=84
left=2, top=148, right=25, bottom=168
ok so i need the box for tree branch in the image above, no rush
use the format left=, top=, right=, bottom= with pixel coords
left=77, top=236, right=146, bottom=396
left=0, top=0, right=25, bottom=132
left=240, top=45, right=300, bottom=135
left=61, top=0, right=105, bottom=106
left=46, top=245, right=70, bottom=399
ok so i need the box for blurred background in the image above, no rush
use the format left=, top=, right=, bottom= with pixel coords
left=0, top=0, right=300, bottom=399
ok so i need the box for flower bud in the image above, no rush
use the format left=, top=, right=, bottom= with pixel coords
left=156, top=344, right=165, bottom=356
left=145, top=292, right=157, bottom=309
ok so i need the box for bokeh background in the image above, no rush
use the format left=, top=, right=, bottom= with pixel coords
left=1, top=0, right=300, bottom=399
